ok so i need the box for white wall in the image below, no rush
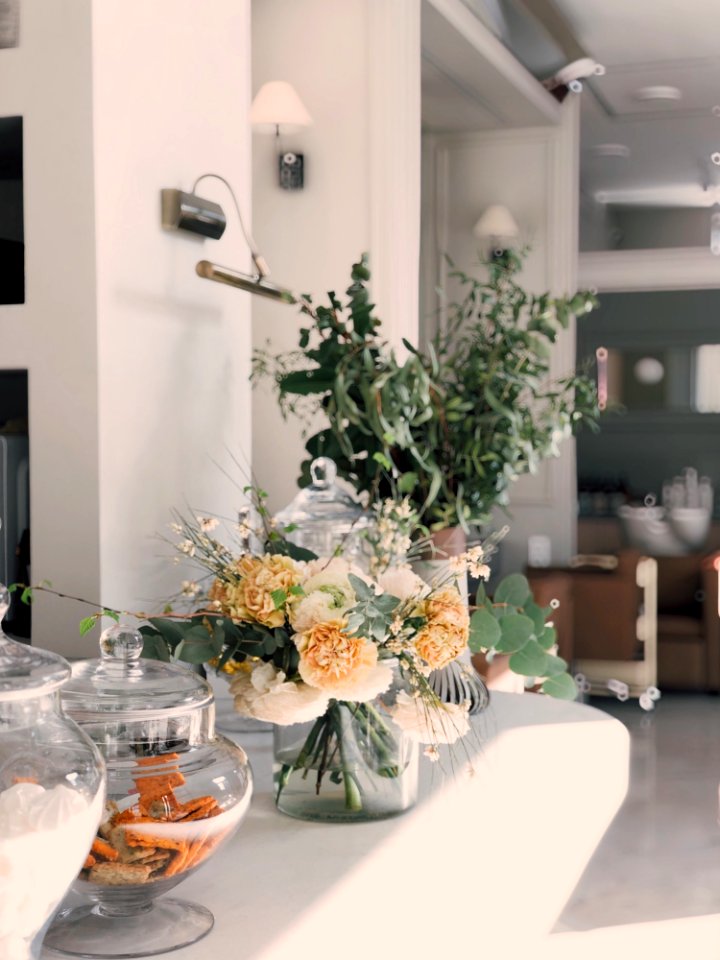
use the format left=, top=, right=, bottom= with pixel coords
left=0, top=0, right=102, bottom=652
left=424, top=100, right=581, bottom=573
left=92, top=0, right=252, bottom=633
left=0, top=0, right=252, bottom=655
left=251, top=0, right=421, bottom=513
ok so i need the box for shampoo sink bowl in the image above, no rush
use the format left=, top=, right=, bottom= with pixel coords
left=619, top=505, right=711, bottom=556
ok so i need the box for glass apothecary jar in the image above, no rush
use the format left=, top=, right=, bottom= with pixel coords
left=44, top=625, right=253, bottom=959
left=274, top=457, right=371, bottom=568
left=0, top=585, right=105, bottom=960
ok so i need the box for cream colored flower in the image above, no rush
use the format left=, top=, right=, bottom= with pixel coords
left=290, top=557, right=367, bottom=632
left=295, top=618, right=392, bottom=701
left=413, top=588, right=469, bottom=670
left=377, top=566, right=427, bottom=602
left=229, top=662, right=329, bottom=725
left=390, top=690, right=470, bottom=745
left=209, top=554, right=300, bottom=627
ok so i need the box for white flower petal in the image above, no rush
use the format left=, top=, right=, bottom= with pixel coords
left=377, top=567, right=428, bottom=602
left=390, top=690, right=470, bottom=745
left=230, top=664, right=329, bottom=725
left=306, top=661, right=393, bottom=702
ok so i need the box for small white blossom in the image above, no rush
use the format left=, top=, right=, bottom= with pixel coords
left=181, top=580, right=200, bottom=598
left=391, top=690, right=470, bottom=744
left=168, top=522, right=183, bottom=535
left=424, top=745, right=441, bottom=763
left=197, top=516, right=219, bottom=533
left=179, top=539, right=196, bottom=557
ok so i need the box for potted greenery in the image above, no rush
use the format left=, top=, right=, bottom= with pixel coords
left=469, top=572, right=576, bottom=699
left=254, top=249, right=598, bottom=537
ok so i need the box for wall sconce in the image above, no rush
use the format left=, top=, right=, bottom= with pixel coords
left=161, top=173, right=296, bottom=303
left=472, top=204, right=520, bottom=259
left=250, top=81, right=312, bottom=190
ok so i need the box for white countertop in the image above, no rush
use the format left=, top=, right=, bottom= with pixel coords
left=44, top=692, right=629, bottom=960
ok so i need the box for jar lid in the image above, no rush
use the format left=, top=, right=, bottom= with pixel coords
left=274, top=457, right=367, bottom=529
left=61, top=624, right=212, bottom=721
left=0, top=585, right=71, bottom=701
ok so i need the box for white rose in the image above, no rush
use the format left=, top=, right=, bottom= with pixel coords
left=377, top=566, right=428, bottom=602
left=390, top=690, right=470, bottom=745
left=290, top=556, right=372, bottom=632
left=229, top=662, right=329, bottom=725
left=291, top=591, right=352, bottom=633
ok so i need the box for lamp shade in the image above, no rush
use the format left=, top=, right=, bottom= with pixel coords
left=250, top=81, right=313, bottom=134
left=472, top=204, right=520, bottom=241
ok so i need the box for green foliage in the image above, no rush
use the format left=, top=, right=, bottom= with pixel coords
left=469, top=573, right=576, bottom=700
left=254, top=251, right=599, bottom=531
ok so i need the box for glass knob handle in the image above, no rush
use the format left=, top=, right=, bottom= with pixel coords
left=310, top=456, right=337, bottom=488
left=99, top=624, right=144, bottom=662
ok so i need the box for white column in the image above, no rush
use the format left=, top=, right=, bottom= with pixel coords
left=367, top=0, right=422, bottom=352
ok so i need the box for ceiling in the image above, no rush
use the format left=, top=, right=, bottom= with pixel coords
left=421, top=0, right=720, bottom=223
left=552, top=0, right=720, bottom=67
left=420, top=0, right=560, bottom=133
left=549, top=0, right=720, bottom=213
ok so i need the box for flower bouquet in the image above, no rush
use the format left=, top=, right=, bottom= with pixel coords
left=138, top=505, right=485, bottom=822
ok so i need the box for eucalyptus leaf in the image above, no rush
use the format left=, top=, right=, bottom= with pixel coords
left=542, top=653, right=568, bottom=676
left=496, top=614, right=535, bottom=654
left=524, top=601, right=547, bottom=635
left=541, top=672, right=578, bottom=700
left=508, top=638, right=549, bottom=677
left=494, top=574, right=531, bottom=608
left=469, top=608, right=501, bottom=652
left=537, top=625, right=557, bottom=650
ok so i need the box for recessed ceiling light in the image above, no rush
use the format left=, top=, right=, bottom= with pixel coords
left=712, top=152, right=720, bottom=166
left=591, top=143, right=631, bottom=158
left=634, top=85, right=682, bottom=102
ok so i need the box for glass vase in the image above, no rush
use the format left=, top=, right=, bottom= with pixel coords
left=273, top=667, right=418, bottom=822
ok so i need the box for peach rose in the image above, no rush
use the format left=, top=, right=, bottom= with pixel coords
left=295, top=619, right=392, bottom=701
left=209, top=554, right=300, bottom=627
left=413, top=588, right=469, bottom=670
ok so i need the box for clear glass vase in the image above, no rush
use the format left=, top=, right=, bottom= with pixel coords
left=273, top=667, right=418, bottom=823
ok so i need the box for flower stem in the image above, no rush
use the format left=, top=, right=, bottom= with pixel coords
left=331, top=704, right=363, bottom=812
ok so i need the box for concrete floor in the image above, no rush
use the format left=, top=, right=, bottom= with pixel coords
left=558, top=693, right=720, bottom=931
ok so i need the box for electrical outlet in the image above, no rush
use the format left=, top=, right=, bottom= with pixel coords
left=528, top=535, right=552, bottom=568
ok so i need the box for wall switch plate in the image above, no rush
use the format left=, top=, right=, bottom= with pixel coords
left=279, top=152, right=304, bottom=190
left=528, top=535, right=552, bottom=568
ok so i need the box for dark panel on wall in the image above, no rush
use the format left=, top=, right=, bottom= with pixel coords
left=0, top=115, right=24, bottom=304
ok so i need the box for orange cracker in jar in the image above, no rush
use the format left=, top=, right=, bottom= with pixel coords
left=163, top=842, right=191, bottom=878
left=173, top=796, right=219, bottom=821
left=133, top=752, right=185, bottom=815
left=123, top=827, right=185, bottom=853
left=91, top=837, right=119, bottom=862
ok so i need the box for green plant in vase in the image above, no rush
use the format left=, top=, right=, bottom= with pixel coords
left=469, top=572, right=576, bottom=699
left=254, top=250, right=599, bottom=534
